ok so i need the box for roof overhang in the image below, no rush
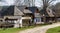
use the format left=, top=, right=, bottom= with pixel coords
left=22, top=17, right=31, bottom=19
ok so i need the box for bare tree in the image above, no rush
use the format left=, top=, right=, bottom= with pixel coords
left=15, top=0, right=35, bottom=7
left=14, top=0, right=24, bottom=6
left=42, top=0, right=56, bottom=11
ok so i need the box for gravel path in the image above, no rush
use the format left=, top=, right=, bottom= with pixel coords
left=19, top=23, right=60, bottom=33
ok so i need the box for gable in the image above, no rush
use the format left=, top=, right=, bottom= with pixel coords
left=14, top=6, right=24, bottom=16
left=17, top=6, right=26, bottom=11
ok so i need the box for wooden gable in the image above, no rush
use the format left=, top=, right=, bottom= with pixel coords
left=14, top=6, right=24, bottom=16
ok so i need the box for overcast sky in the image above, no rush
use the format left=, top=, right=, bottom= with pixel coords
left=35, top=0, right=60, bottom=7
left=0, top=0, right=16, bottom=6
left=0, top=0, right=60, bottom=7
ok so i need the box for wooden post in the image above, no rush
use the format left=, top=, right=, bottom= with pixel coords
left=20, top=19, right=22, bottom=27
left=55, top=17, right=57, bottom=22
left=54, top=11, right=57, bottom=22
left=43, top=14, right=46, bottom=23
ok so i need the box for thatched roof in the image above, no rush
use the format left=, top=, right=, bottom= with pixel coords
left=40, top=7, right=56, bottom=17
left=46, top=8, right=54, bottom=17
left=16, top=6, right=26, bottom=11
left=51, top=3, right=60, bottom=17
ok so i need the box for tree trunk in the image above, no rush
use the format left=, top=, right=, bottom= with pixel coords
left=43, top=6, right=47, bottom=23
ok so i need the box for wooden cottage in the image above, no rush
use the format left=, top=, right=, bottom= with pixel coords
left=26, top=7, right=44, bottom=24
left=0, top=5, right=33, bottom=28
left=17, top=6, right=33, bottom=26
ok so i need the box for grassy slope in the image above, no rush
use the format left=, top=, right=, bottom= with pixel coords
left=46, top=26, right=60, bottom=33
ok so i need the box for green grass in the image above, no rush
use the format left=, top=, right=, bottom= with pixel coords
left=0, top=28, right=21, bottom=33
left=0, top=26, right=35, bottom=33
left=0, top=24, right=48, bottom=33
left=46, top=26, right=60, bottom=33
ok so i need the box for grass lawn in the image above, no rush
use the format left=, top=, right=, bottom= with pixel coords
left=46, top=26, right=60, bottom=33
left=0, top=26, right=35, bottom=33
left=0, top=24, right=48, bottom=33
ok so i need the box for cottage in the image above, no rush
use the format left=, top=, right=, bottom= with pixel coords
left=2, top=6, right=24, bottom=28
left=26, top=7, right=44, bottom=24
left=0, top=5, right=33, bottom=28
left=40, top=7, right=56, bottom=23
left=17, top=7, right=33, bottom=26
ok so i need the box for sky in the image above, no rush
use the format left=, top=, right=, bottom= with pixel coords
left=0, top=0, right=16, bottom=6
left=35, top=0, right=43, bottom=7
left=35, top=0, right=60, bottom=7
left=0, top=0, right=60, bottom=7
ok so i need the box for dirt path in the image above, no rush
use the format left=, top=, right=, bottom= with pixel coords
left=19, top=23, right=60, bottom=33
